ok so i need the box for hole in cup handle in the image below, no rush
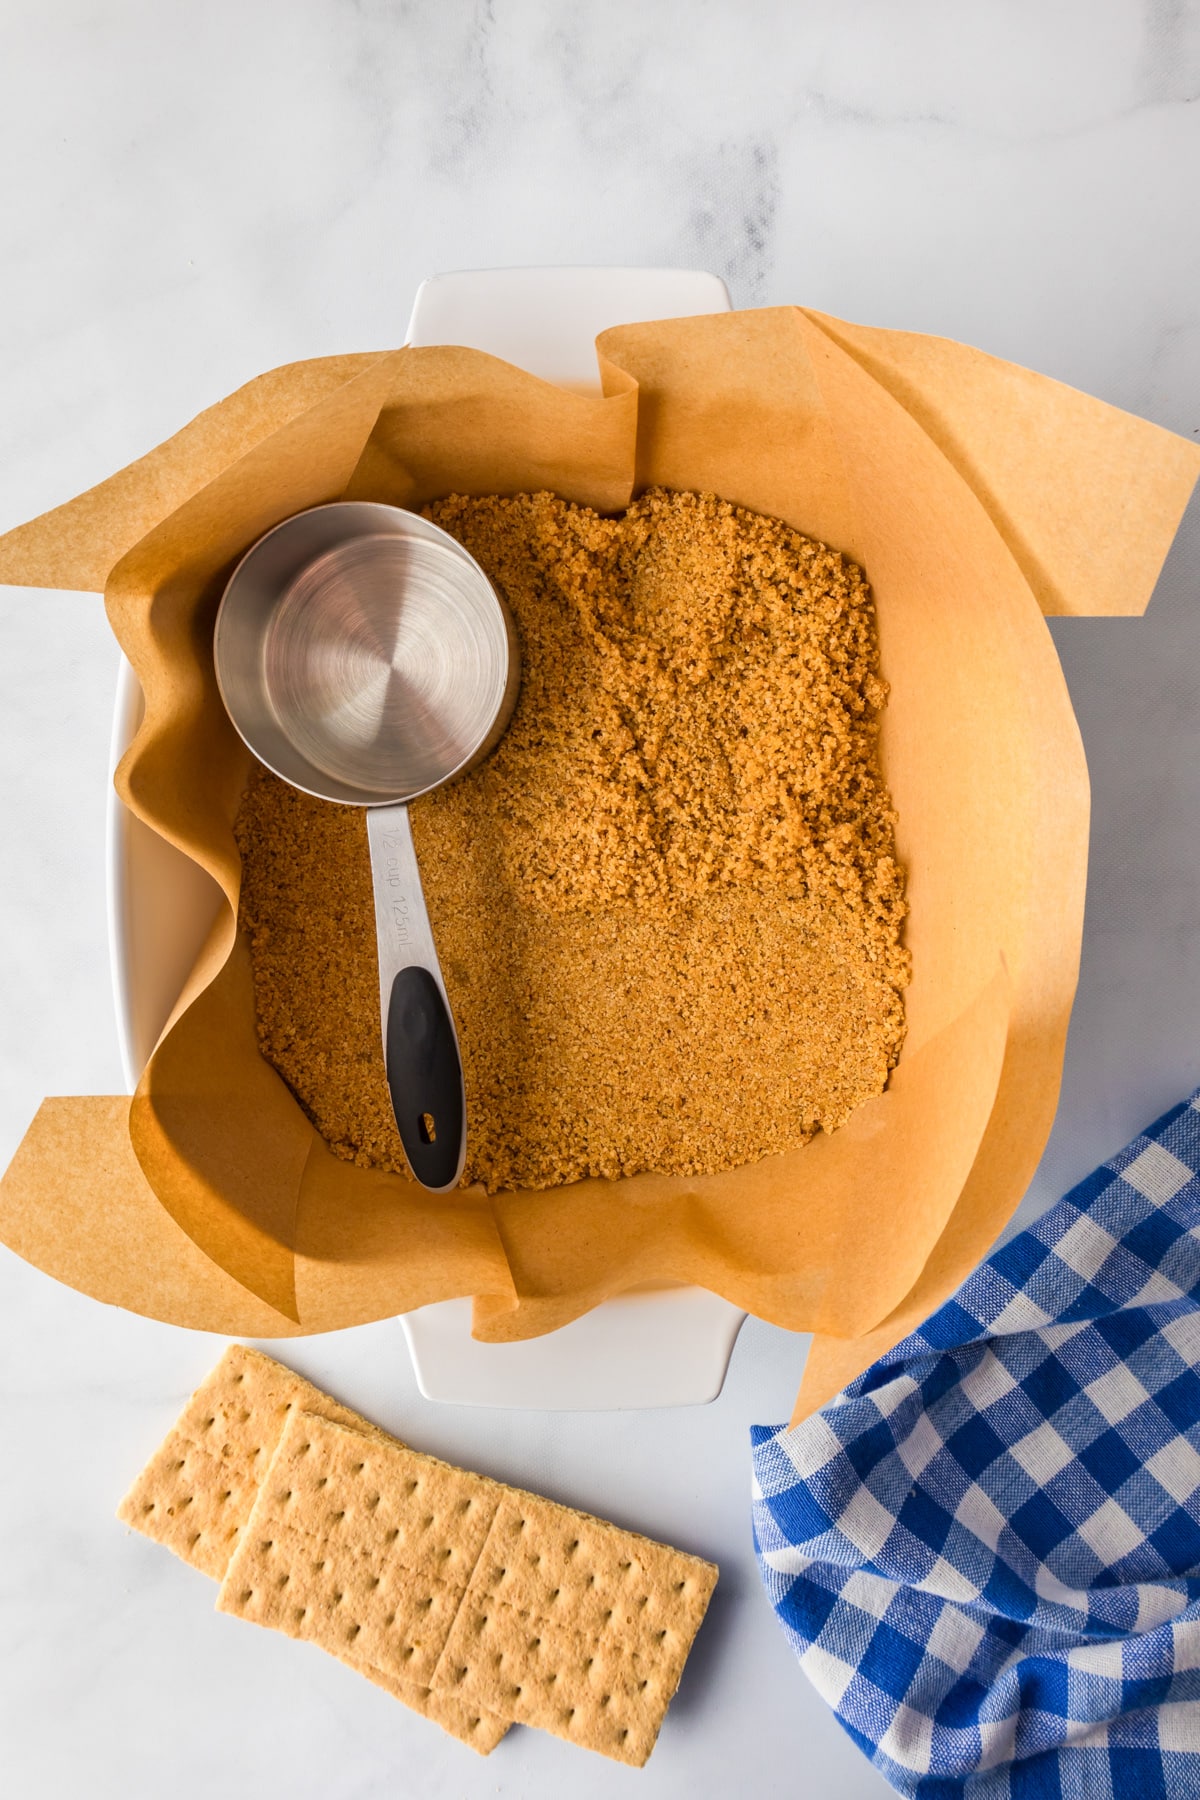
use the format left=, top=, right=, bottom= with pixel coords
left=385, top=965, right=465, bottom=1190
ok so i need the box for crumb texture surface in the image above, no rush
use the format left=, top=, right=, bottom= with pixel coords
left=235, top=488, right=909, bottom=1190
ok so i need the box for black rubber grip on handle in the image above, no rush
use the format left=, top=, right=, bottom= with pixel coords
left=384, top=965, right=464, bottom=1191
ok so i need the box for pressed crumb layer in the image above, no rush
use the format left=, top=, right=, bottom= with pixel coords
left=234, top=488, right=910, bottom=1192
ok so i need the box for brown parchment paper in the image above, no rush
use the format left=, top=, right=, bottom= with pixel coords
left=1, top=309, right=1196, bottom=1412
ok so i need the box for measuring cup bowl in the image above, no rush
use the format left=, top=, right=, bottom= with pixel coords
left=214, top=501, right=519, bottom=1191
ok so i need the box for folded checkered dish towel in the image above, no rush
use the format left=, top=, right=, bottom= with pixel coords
left=753, top=1092, right=1200, bottom=1797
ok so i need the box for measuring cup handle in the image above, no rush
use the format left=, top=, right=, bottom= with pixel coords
left=365, top=802, right=466, bottom=1191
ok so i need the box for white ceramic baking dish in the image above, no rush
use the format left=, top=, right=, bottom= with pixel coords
left=107, top=265, right=747, bottom=1407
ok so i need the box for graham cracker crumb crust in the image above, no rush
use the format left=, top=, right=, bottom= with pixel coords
left=234, top=488, right=910, bottom=1192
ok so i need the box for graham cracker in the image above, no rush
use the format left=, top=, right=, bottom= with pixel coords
left=117, top=1344, right=372, bottom=1579
left=216, top=1405, right=502, bottom=1687
left=435, top=1490, right=718, bottom=1765
left=117, top=1344, right=508, bottom=1753
left=217, top=1408, right=717, bottom=1766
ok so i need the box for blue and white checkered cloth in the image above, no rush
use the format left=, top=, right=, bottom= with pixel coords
left=752, top=1091, right=1200, bottom=1797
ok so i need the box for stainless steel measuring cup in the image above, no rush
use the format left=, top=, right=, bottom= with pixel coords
left=214, top=501, right=519, bottom=1193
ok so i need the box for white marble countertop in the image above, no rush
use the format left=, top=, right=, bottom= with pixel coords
left=1, top=4, right=1198, bottom=1796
